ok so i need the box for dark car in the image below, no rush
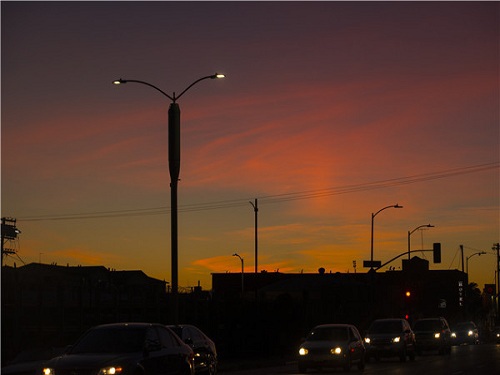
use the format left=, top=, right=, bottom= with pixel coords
left=166, top=325, right=217, bottom=375
left=364, top=318, right=416, bottom=362
left=413, top=317, right=451, bottom=354
left=297, top=324, right=365, bottom=373
left=451, top=321, right=479, bottom=345
left=42, top=323, right=194, bottom=375
left=2, top=347, right=65, bottom=375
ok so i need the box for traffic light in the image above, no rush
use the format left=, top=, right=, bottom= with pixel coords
left=433, top=243, right=441, bottom=263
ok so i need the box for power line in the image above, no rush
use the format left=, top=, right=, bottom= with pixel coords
left=17, top=162, right=499, bottom=222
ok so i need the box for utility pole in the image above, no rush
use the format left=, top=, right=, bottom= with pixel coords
left=460, top=245, right=464, bottom=273
left=494, top=242, right=500, bottom=321
left=1, top=217, right=20, bottom=266
left=249, top=199, right=258, bottom=273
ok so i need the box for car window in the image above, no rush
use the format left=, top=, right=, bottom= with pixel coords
left=308, top=327, right=348, bottom=341
left=349, top=327, right=361, bottom=341
left=72, top=326, right=146, bottom=354
left=369, top=320, right=402, bottom=334
left=188, top=326, right=204, bottom=341
left=145, top=327, right=161, bottom=349
left=157, top=326, right=180, bottom=348
left=168, top=325, right=184, bottom=339
left=414, top=320, right=441, bottom=331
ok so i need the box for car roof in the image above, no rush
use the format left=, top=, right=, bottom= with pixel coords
left=92, top=322, right=159, bottom=329
left=415, top=317, right=445, bottom=321
left=314, top=324, right=355, bottom=328
left=372, top=318, right=405, bottom=322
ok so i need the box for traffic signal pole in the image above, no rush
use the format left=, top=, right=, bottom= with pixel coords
left=374, top=245, right=441, bottom=271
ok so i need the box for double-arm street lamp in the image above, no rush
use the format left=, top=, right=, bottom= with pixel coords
left=407, top=224, right=435, bottom=259
left=370, top=204, right=403, bottom=267
left=113, top=73, right=225, bottom=323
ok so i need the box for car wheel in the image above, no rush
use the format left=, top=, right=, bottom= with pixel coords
left=207, top=354, right=217, bottom=375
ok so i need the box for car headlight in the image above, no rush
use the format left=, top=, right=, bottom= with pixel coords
left=496, top=333, right=500, bottom=338
left=331, top=347, right=342, bottom=355
left=42, top=368, right=55, bottom=375
left=299, top=348, right=308, bottom=356
left=468, top=330, right=473, bottom=336
left=392, top=336, right=400, bottom=343
left=434, top=333, right=441, bottom=339
left=451, top=333, right=456, bottom=338
left=98, top=367, right=123, bottom=375
left=364, top=337, right=371, bottom=344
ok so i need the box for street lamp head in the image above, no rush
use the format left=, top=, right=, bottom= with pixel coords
left=394, top=204, right=403, bottom=209
left=212, top=73, right=225, bottom=79
left=112, top=79, right=127, bottom=85
left=427, top=224, right=435, bottom=228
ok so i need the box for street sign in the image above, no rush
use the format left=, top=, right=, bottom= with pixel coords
left=363, top=260, right=382, bottom=268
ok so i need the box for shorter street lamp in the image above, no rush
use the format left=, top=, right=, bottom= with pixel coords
left=466, top=251, right=486, bottom=274
left=233, top=253, right=244, bottom=295
left=407, top=224, right=435, bottom=259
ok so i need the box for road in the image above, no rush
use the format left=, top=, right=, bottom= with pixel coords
left=220, top=343, right=500, bottom=374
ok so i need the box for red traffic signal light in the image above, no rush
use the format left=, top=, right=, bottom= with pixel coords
left=484, top=284, right=496, bottom=295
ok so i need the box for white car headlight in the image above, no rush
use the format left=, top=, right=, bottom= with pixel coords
left=451, top=333, right=456, bottom=338
left=392, top=336, right=400, bottom=343
left=468, top=330, right=473, bottom=336
left=299, top=348, right=308, bottom=356
left=364, top=337, right=371, bottom=344
left=98, top=367, right=123, bottom=375
left=434, top=333, right=441, bottom=339
left=331, top=347, right=342, bottom=355
left=42, top=368, right=55, bottom=375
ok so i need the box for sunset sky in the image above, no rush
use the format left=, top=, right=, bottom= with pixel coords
left=2, top=2, right=498, bottom=291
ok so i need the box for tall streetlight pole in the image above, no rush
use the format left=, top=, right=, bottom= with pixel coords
left=466, top=251, right=486, bottom=274
left=370, top=204, right=403, bottom=267
left=407, top=224, right=435, bottom=259
left=113, top=73, right=225, bottom=323
left=249, top=199, right=258, bottom=273
left=232, top=253, right=244, bottom=295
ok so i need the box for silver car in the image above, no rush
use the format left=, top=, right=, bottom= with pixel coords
left=298, top=324, right=365, bottom=373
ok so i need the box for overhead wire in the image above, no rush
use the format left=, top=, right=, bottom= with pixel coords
left=16, top=162, right=499, bottom=222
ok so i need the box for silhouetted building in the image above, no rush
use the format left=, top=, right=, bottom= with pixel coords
left=1, top=263, right=168, bottom=362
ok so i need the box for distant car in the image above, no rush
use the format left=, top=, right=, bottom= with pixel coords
left=364, top=318, right=416, bottom=362
left=297, top=324, right=365, bottom=373
left=1, top=347, right=65, bottom=375
left=42, top=323, right=194, bottom=375
left=166, top=324, right=217, bottom=375
left=413, top=317, right=452, bottom=354
left=451, top=321, right=479, bottom=345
